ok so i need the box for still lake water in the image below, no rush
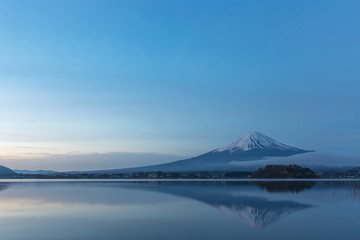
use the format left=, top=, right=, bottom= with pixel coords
left=0, top=180, right=359, bottom=240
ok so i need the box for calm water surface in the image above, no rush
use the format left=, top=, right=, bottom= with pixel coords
left=0, top=180, right=359, bottom=240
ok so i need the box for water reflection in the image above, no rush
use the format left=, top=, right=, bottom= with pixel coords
left=0, top=183, right=10, bottom=192
left=0, top=180, right=359, bottom=240
left=254, top=181, right=317, bottom=193
left=127, top=181, right=313, bottom=228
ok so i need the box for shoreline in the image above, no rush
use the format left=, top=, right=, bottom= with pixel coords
left=1, top=178, right=360, bottom=183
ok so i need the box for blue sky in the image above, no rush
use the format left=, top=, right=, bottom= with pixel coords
left=0, top=0, right=359, bottom=170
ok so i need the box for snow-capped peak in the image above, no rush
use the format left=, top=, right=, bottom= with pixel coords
left=214, top=131, right=299, bottom=153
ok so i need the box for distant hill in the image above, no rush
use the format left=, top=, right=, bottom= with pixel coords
left=347, top=166, right=360, bottom=173
left=13, top=170, right=58, bottom=175
left=85, top=131, right=313, bottom=174
left=0, top=165, right=17, bottom=178
left=251, top=164, right=319, bottom=179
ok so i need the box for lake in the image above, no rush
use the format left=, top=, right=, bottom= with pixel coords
left=0, top=179, right=359, bottom=240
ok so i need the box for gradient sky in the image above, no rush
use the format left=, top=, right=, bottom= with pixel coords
left=0, top=0, right=359, bottom=170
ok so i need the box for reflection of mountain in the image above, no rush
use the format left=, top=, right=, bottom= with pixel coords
left=133, top=182, right=312, bottom=228
left=215, top=196, right=309, bottom=228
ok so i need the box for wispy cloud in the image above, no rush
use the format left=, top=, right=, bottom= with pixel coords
left=1, top=152, right=188, bottom=172
left=13, top=146, right=56, bottom=150
left=229, top=152, right=360, bottom=169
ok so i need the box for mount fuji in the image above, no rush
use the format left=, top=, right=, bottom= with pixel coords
left=95, top=131, right=313, bottom=173
left=211, top=131, right=309, bottom=157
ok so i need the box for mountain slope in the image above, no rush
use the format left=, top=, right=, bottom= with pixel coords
left=0, top=165, right=17, bottom=178
left=90, top=132, right=313, bottom=173
left=214, top=131, right=303, bottom=153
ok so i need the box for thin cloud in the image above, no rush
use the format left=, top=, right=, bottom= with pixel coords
left=1, top=152, right=188, bottom=172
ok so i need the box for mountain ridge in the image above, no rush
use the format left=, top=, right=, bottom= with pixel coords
left=213, top=131, right=302, bottom=153
left=17, top=132, right=314, bottom=175
left=0, top=165, right=17, bottom=178
left=84, top=131, right=313, bottom=173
